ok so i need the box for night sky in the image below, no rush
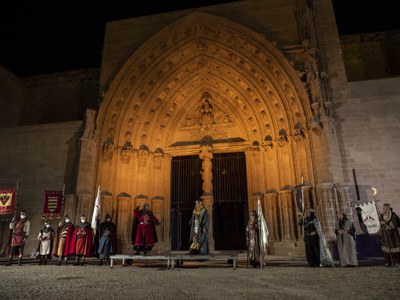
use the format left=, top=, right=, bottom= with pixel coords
left=1, top=0, right=399, bottom=77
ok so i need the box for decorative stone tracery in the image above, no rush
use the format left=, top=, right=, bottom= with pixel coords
left=72, top=11, right=347, bottom=255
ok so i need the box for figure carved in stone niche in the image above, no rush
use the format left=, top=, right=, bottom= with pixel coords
left=122, top=131, right=133, bottom=151
left=200, top=92, right=216, bottom=132
left=304, top=51, right=322, bottom=104
left=199, top=145, right=213, bottom=195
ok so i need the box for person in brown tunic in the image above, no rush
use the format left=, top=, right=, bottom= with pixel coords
left=379, top=203, right=400, bottom=267
left=6, top=210, right=30, bottom=266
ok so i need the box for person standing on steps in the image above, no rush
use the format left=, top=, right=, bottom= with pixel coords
left=188, top=199, right=209, bottom=255
left=132, top=204, right=160, bottom=256
left=69, top=215, right=93, bottom=266
left=335, top=211, right=358, bottom=267
left=6, top=211, right=30, bottom=266
left=37, top=220, right=56, bottom=265
left=54, top=215, right=75, bottom=265
left=97, top=213, right=116, bottom=265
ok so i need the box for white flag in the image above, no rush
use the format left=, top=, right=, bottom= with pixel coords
left=91, top=185, right=101, bottom=231
left=257, top=197, right=269, bottom=252
left=355, top=201, right=381, bottom=234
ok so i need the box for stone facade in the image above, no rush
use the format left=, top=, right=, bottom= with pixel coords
left=0, top=0, right=399, bottom=256
left=0, top=121, right=82, bottom=252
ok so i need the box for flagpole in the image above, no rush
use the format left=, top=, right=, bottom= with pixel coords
left=61, top=184, right=65, bottom=218
left=257, top=195, right=263, bottom=269
left=15, top=180, right=19, bottom=218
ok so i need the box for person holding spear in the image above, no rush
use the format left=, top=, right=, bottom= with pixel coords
left=379, top=203, right=400, bottom=267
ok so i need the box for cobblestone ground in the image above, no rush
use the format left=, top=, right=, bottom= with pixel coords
left=0, top=258, right=399, bottom=300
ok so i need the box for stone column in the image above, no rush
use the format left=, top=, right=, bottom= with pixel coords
left=199, top=145, right=213, bottom=195
left=265, top=192, right=279, bottom=241
left=201, top=195, right=214, bottom=253
left=336, top=184, right=353, bottom=217
left=151, top=197, right=164, bottom=248
left=279, top=190, right=296, bottom=241
left=199, top=145, right=214, bottom=253
left=101, top=195, right=113, bottom=221
left=117, top=196, right=132, bottom=254
left=316, top=183, right=337, bottom=242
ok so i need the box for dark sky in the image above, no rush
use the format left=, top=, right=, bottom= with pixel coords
left=1, top=0, right=399, bottom=77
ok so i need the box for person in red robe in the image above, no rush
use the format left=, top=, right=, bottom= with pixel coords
left=54, top=215, right=75, bottom=265
left=69, top=215, right=93, bottom=266
left=131, top=204, right=160, bottom=255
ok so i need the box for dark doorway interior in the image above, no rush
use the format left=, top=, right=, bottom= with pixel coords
left=170, top=155, right=202, bottom=251
left=212, top=152, right=248, bottom=250
left=170, top=152, right=248, bottom=251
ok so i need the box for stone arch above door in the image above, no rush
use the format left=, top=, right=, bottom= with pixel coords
left=94, top=11, right=316, bottom=254
left=97, top=11, right=311, bottom=153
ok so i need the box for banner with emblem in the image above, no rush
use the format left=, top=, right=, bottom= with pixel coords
left=43, top=190, right=63, bottom=218
left=0, top=188, right=16, bottom=215
left=355, top=201, right=381, bottom=234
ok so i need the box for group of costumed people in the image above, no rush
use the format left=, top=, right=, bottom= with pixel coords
left=4, top=202, right=400, bottom=268
left=5, top=212, right=117, bottom=266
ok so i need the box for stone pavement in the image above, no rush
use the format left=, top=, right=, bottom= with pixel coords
left=0, top=255, right=398, bottom=300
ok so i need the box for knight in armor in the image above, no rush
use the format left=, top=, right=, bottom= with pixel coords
left=6, top=210, right=30, bottom=266
left=69, top=215, right=93, bottom=266
left=188, top=199, right=209, bottom=255
left=54, top=215, right=74, bottom=265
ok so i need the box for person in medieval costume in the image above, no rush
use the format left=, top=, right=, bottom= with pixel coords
left=299, top=208, right=335, bottom=267
left=6, top=210, right=30, bottom=266
left=37, top=220, right=56, bottom=265
left=131, top=204, right=160, bottom=255
left=69, top=215, right=93, bottom=266
left=54, top=215, right=75, bottom=265
left=335, top=211, right=358, bottom=267
left=97, top=213, right=116, bottom=265
left=379, top=203, right=400, bottom=267
left=188, top=199, right=209, bottom=255
left=246, top=210, right=261, bottom=267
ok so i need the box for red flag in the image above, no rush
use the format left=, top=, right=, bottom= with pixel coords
left=43, top=190, right=63, bottom=219
left=0, top=188, right=16, bottom=215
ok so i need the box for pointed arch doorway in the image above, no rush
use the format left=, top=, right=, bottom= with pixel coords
left=170, top=152, right=248, bottom=251
left=212, top=152, right=247, bottom=250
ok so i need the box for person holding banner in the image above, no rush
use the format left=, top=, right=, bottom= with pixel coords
left=335, top=211, right=358, bottom=267
left=6, top=210, right=30, bottom=266
left=379, top=203, right=400, bottom=267
left=246, top=210, right=261, bottom=268
left=299, top=208, right=335, bottom=267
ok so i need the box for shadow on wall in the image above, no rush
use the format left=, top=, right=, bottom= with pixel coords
left=332, top=233, right=382, bottom=261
